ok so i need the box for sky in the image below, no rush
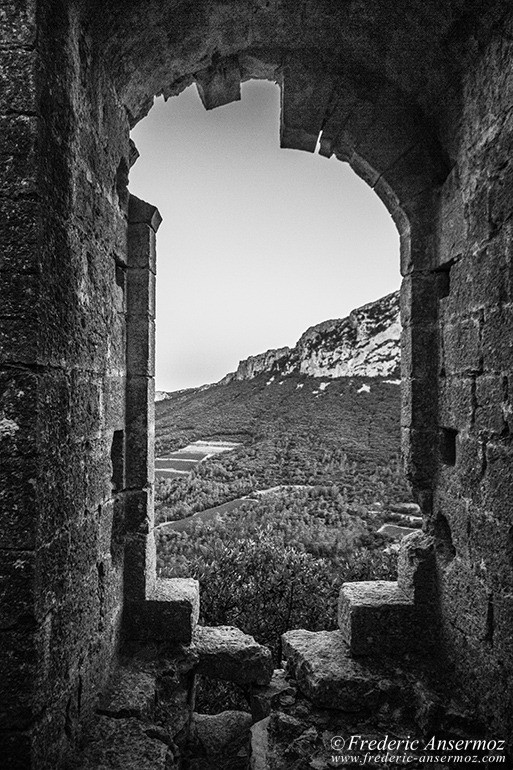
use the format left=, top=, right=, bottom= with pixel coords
left=129, top=80, right=400, bottom=392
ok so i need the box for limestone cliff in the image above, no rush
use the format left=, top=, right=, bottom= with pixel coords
left=219, top=346, right=291, bottom=383
left=222, top=292, right=400, bottom=383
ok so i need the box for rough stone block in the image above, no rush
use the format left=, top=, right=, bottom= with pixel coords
left=125, top=376, right=155, bottom=488
left=128, top=196, right=162, bottom=233
left=0, top=628, right=38, bottom=729
left=438, top=559, right=490, bottom=642
left=281, top=55, right=333, bottom=152
left=0, top=550, right=35, bottom=630
left=0, top=115, right=38, bottom=199
left=493, top=593, right=513, bottom=669
left=192, top=625, right=273, bottom=686
left=103, top=374, right=126, bottom=430
left=0, top=1, right=36, bottom=47
left=126, top=317, right=155, bottom=377
left=482, top=305, right=513, bottom=372
left=437, top=166, right=466, bottom=263
left=482, top=441, right=513, bottom=526
left=442, top=315, right=482, bottom=375
left=123, top=534, right=151, bottom=603
left=466, top=508, right=513, bottom=591
left=250, top=668, right=296, bottom=722
left=98, top=666, right=156, bottom=720
left=338, top=581, right=415, bottom=656
left=453, top=434, right=484, bottom=488
left=190, top=710, right=252, bottom=757
left=402, top=427, right=438, bottom=488
left=0, top=49, right=37, bottom=113
left=195, top=55, right=241, bottom=110
left=401, top=322, right=438, bottom=381
left=0, top=455, right=37, bottom=549
left=124, top=488, right=154, bottom=533
left=383, top=143, right=446, bottom=207
left=397, top=530, right=436, bottom=602
left=127, top=224, right=157, bottom=273
left=438, top=374, right=474, bottom=432
left=281, top=630, right=398, bottom=711
left=0, top=316, right=40, bottom=365
left=474, top=374, right=507, bottom=435
left=401, top=375, right=439, bottom=430
left=75, top=716, right=172, bottom=769
left=126, top=267, right=156, bottom=317
left=124, top=578, right=199, bottom=643
left=400, top=272, right=439, bottom=326
left=0, top=199, right=41, bottom=273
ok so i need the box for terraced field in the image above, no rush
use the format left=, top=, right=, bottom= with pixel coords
left=155, top=439, right=241, bottom=478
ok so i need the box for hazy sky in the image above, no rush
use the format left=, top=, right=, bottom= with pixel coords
left=130, top=80, right=399, bottom=392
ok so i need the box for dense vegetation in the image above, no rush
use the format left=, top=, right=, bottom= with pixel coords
left=155, top=374, right=411, bottom=672
left=153, top=373, right=412, bottom=714
left=157, top=484, right=399, bottom=656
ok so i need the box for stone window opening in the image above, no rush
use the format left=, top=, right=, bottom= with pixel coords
left=5, top=6, right=513, bottom=764
left=120, top=66, right=439, bottom=654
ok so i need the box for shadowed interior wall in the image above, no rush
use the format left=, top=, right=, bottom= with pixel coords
left=1, top=1, right=131, bottom=766
left=435, top=22, right=513, bottom=739
left=1, top=0, right=512, bottom=765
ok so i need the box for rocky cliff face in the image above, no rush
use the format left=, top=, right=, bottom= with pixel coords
left=220, top=346, right=291, bottom=383
left=222, top=292, right=400, bottom=383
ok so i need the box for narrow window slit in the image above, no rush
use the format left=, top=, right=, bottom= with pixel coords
left=440, top=427, right=457, bottom=466
left=111, top=429, right=125, bottom=492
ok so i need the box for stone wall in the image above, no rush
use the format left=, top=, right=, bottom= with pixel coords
left=1, top=1, right=132, bottom=765
left=1, top=0, right=513, bottom=765
left=434, top=18, right=513, bottom=743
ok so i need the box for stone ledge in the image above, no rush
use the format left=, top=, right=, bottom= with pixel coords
left=338, top=580, right=416, bottom=655
left=123, top=578, right=199, bottom=644
left=75, top=716, right=174, bottom=770
left=98, top=666, right=156, bottom=720
left=192, top=625, right=273, bottom=686
left=281, top=630, right=401, bottom=712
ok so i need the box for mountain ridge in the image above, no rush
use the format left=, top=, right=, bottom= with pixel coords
left=220, top=290, right=400, bottom=385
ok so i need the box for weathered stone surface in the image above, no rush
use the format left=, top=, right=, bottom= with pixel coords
left=190, top=711, right=252, bottom=756
left=250, top=712, right=306, bottom=770
left=250, top=668, right=296, bottom=721
left=250, top=716, right=270, bottom=770
left=281, top=630, right=397, bottom=711
left=192, top=626, right=273, bottom=686
left=124, top=578, right=200, bottom=644
left=338, top=581, right=415, bottom=656
left=75, top=716, right=174, bottom=769
left=397, top=531, right=436, bottom=600
left=98, top=666, right=156, bottom=719
left=194, top=56, right=241, bottom=111
left=4, top=0, right=513, bottom=763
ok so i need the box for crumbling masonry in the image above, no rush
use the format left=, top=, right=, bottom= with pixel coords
left=1, top=1, right=513, bottom=766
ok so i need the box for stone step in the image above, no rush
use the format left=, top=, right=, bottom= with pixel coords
left=338, top=531, right=436, bottom=656
left=192, top=625, right=273, bottom=686
left=124, top=577, right=200, bottom=643
left=281, top=629, right=409, bottom=712
left=338, top=580, right=415, bottom=656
